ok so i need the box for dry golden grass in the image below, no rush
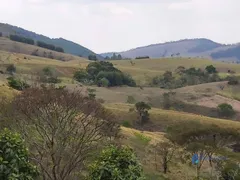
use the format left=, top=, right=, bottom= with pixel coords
left=106, top=103, right=240, bottom=130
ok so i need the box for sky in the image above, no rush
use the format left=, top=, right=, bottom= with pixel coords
left=0, top=0, right=239, bottom=53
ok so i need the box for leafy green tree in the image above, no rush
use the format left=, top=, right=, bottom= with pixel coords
left=218, top=103, right=235, bottom=118
left=0, top=129, right=38, bottom=180
left=6, top=64, right=16, bottom=74
left=89, top=145, right=145, bottom=180
left=205, top=65, right=217, bottom=74
left=135, top=102, right=151, bottom=125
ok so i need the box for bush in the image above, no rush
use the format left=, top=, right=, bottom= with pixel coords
left=89, top=145, right=145, bottom=180
left=134, top=132, right=151, bottom=145
left=97, top=77, right=109, bottom=87
left=40, top=67, right=61, bottom=84
left=227, top=76, right=239, bottom=85
left=127, top=95, right=136, bottom=104
left=218, top=103, right=235, bottom=117
left=122, top=120, right=132, bottom=127
left=6, top=64, right=16, bottom=74
left=205, top=65, right=217, bottom=74
left=7, top=77, right=30, bottom=90
left=0, top=129, right=39, bottom=179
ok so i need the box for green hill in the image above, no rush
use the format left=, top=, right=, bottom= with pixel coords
left=0, top=23, right=103, bottom=60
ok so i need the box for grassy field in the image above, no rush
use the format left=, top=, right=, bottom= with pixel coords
left=110, top=58, right=240, bottom=85
left=1, top=50, right=240, bottom=179
left=0, top=37, right=88, bottom=61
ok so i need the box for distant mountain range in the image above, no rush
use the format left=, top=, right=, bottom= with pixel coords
left=0, top=23, right=103, bottom=60
left=101, top=39, right=240, bottom=62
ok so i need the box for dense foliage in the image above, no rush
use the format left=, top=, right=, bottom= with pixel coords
left=0, top=129, right=38, bottom=180
left=9, top=35, right=34, bottom=45
left=37, top=41, right=64, bottom=52
left=74, top=61, right=136, bottom=87
left=89, top=145, right=145, bottom=180
left=7, top=77, right=30, bottom=91
left=88, top=54, right=98, bottom=61
left=152, top=65, right=221, bottom=89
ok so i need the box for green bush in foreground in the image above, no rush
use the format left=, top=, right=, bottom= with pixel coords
left=218, top=103, right=235, bottom=118
left=89, top=145, right=145, bottom=180
left=0, top=129, right=38, bottom=180
left=7, top=77, right=30, bottom=91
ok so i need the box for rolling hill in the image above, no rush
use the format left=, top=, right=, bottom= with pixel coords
left=0, top=23, right=103, bottom=60
left=101, top=38, right=240, bottom=62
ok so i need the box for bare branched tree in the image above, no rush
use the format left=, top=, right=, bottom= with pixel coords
left=151, top=141, right=176, bottom=174
left=8, top=87, right=119, bottom=180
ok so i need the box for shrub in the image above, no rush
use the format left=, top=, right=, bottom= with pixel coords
left=122, top=120, right=132, bottom=128
left=40, top=67, right=61, bottom=84
left=0, top=129, right=38, bottom=179
left=97, top=77, right=109, bottom=87
left=227, top=76, right=239, bottom=85
left=7, top=77, right=30, bottom=90
left=89, top=145, right=145, bottom=180
left=135, top=101, right=151, bottom=125
left=218, top=103, right=235, bottom=117
left=134, top=132, right=151, bottom=145
left=6, top=64, right=16, bottom=74
left=127, top=95, right=136, bottom=104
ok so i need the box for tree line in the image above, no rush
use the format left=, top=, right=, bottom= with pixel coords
left=8, top=34, right=64, bottom=53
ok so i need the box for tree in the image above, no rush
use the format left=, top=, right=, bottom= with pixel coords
left=89, top=145, right=145, bottom=180
left=8, top=87, right=119, bottom=180
left=135, top=102, right=151, bottom=125
left=151, top=142, right=175, bottom=174
left=6, top=64, right=16, bottom=74
left=73, top=69, right=89, bottom=83
left=205, top=65, right=217, bottom=74
left=167, top=122, right=240, bottom=179
left=218, top=103, right=235, bottom=118
left=0, top=128, right=38, bottom=179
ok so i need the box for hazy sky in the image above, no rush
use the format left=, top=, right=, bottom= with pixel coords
left=0, top=0, right=239, bottom=53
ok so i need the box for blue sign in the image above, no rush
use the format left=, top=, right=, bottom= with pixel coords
left=192, top=153, right=199, bottom=165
